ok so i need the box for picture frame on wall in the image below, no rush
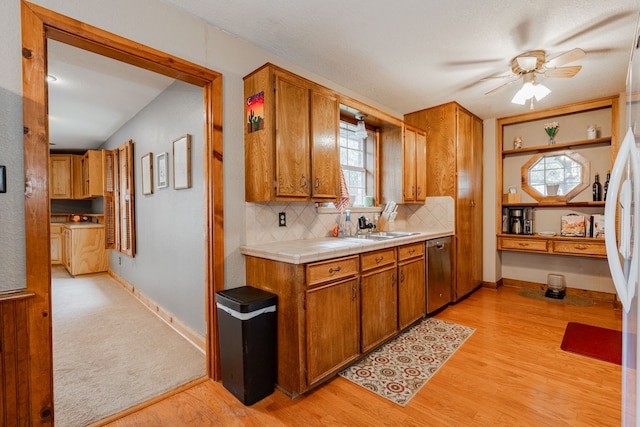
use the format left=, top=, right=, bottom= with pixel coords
left=173, top=134, right=191, bottom=190
left=157, top=152, right=169, bottom=189
left=141, top=152, right=154, bottom=195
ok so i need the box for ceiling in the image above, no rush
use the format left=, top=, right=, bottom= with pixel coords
left=48, top=0, right=639, bottom=150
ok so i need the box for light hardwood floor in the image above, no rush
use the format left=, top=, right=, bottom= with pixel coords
left=101, top=286, right=622, bottom=426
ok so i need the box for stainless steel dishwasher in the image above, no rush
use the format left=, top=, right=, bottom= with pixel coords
left=426, top=236, right=452, bottom=314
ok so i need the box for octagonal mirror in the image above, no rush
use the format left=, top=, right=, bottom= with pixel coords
left=521, top=150, right=590, bottom=202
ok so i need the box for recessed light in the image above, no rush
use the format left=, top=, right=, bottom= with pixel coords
left=46, top=74, right=57, bottom=82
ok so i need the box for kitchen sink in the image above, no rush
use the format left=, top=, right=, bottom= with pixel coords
left=353, top=231, right=420, bottom=240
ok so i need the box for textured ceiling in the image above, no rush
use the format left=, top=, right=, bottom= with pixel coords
left=48, top=0, right=639, bottom=150
left=163, top=0, right=638, bottom=119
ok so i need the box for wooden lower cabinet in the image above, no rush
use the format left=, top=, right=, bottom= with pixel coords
left=306, top=277, right=360, bottom=387
left=245, top=242, right=430, bottom=396
left=398, top=243, right=426, bottom=330
left=50, top=224, right=63, bottom=264
left=62, top=224, right=109, bottom=276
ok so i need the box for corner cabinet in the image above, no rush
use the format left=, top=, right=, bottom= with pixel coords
left=496, top=96, right=619, bottom=258
left=404, top=102, right=483, bottom=301
left=244, top=64, right=339, bottom=202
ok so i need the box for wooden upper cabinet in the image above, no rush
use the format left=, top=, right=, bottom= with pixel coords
left=402, top=125, right=427, bottom=203
left=50, top=154, right=74, bottom=199
left=244, top=64, right=339, bottom=202
left=310, top=90, right=339, bottom=200
left=275, top=74, right=310, bottom=198
left=81, top=150, right=104, bottom=198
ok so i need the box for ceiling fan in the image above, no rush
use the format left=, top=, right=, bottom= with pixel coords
left=484, top=48, right=586, bottom=105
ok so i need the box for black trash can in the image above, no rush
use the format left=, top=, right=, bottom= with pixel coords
left=216, top=286, right=277, bottom=405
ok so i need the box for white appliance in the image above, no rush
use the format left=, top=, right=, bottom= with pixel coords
left=605, top=13, right=640, bottom=426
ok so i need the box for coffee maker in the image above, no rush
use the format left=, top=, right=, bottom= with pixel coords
left=510, top=209, right=523, bottom=234
left=523, top=207, right=534, bottom=235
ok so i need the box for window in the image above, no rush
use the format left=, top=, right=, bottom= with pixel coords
left=340, top=121, right=374, bottom=206
left=521, top=150, right=589, bottom=202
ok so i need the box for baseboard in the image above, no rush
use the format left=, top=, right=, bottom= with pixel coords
left=107, top=269, right=206, bottom=353
left=482, top=278, right=503, bottom=290
left=501, top=277, right=617, bottom=303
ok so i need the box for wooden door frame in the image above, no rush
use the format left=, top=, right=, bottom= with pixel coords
left=21, top=1, right=223, bottom=423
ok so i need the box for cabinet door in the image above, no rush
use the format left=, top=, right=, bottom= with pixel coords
left=471, top=116, right=484, bottom=290
left=62, top=228, right=72, bottom=273
left=398, top=257, right=426, bottom=330
left=50, top=155, right=73, bottom=199
left=275, top=75, right=310, bottom=198
left=306, top=277, right=360, bottom=387
left=81, top=150, right=104, bottom=198
left=455, top=110, right=481, bottom=299
left=310, top=90, right=339, bottom=200
left=403, top=127, right=417, bottom=202
left=50, top=225, right=62, bottom=264
left=415, top=129, right=427, bottom=202
left=361, top=266, right=398, bottom=353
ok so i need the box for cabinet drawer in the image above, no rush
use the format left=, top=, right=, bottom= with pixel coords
left=307, top=256, right=359, bottom=287
left=498, top=236, right=548, bottom=253
left=552, top=240, right=606, bottom=257
left=361, top=248, right=397, bottom=272
left=398, top=242, right=424, bottom=261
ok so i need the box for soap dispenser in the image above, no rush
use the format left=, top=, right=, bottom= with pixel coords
left=344, top=210, right=352, bottom=237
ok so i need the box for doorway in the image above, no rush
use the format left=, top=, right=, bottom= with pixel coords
left=21, top=1, right=224, bottom=422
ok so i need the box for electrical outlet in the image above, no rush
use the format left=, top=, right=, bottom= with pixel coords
left=118, top=256, right=122, bottom=265
left=278, top=212, right=287, bottom=227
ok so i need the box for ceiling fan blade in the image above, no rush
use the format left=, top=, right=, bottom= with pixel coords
left=545, top=48, right=586, bottom=68
left=480, top=74, right=517, bottom=82
left=485, top=78, right=519, bottom=95
left=544, top=65, right=582, bottom=78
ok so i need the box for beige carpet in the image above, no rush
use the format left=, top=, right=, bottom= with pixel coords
left=339, top=318, right=474, bottom=406
left=52, top=267, right=206, bottom=426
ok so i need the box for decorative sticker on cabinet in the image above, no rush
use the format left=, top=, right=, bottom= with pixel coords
left=247, top=91, right=264, bottom=133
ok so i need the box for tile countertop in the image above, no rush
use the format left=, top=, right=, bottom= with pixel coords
left=53, top=222, right=105, bottom=229
left=240, top=230, right=453, bottom=264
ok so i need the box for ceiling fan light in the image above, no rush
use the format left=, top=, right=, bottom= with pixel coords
left=533, top=83, right=551, bottom=101
left=511, top=81, right=534, bottom=105
left=516, top=56, right=537, bottom=71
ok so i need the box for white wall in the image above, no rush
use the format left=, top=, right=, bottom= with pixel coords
left=101, top=80, right=206, bottom=335
left=1, top=0, right=401, bottom=293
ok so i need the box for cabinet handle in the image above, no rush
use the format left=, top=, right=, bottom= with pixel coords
left=328, top=266, right=341, bottom=274
left=352, top=284, right=357, bottom=301
left=400, top=270, right=405, bottom=283
left=470, top=200, right=475, bottom=208
left=408, top=249, right=415, bottom=255
left=574, top=244, right=588, bottom=250
left=375, top=256, right=384, bottom=263
left=517, top=242, right=529, bottom=247
left=314, top=178, right=320, bottom=189
left=300, top=175, right=308, bottom=189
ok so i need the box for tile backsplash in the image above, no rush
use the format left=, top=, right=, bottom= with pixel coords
left=245, top=196, right=454, bottom=245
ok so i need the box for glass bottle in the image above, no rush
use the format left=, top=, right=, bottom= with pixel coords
left=592, top=173, right=602, bottom=202
left=603, top=170, right=610, bottom=201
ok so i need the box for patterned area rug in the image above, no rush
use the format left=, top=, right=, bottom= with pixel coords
left=339, top=318, right=474, bottom=406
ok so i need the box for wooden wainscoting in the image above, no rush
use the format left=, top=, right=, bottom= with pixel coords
left=0, top=291, right=35, bottom=426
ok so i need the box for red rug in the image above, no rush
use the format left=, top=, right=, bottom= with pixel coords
left=560, top=322, right=622, bottom=365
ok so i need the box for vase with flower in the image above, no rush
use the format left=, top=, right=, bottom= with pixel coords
left=544, top=121, right=559, bottom=145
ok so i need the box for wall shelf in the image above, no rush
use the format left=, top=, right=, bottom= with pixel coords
left=502, top=201, right=605, bottom=208
left=502, top=136, right=611, bottom=156
left=496, top=95, right=619, bottom=259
